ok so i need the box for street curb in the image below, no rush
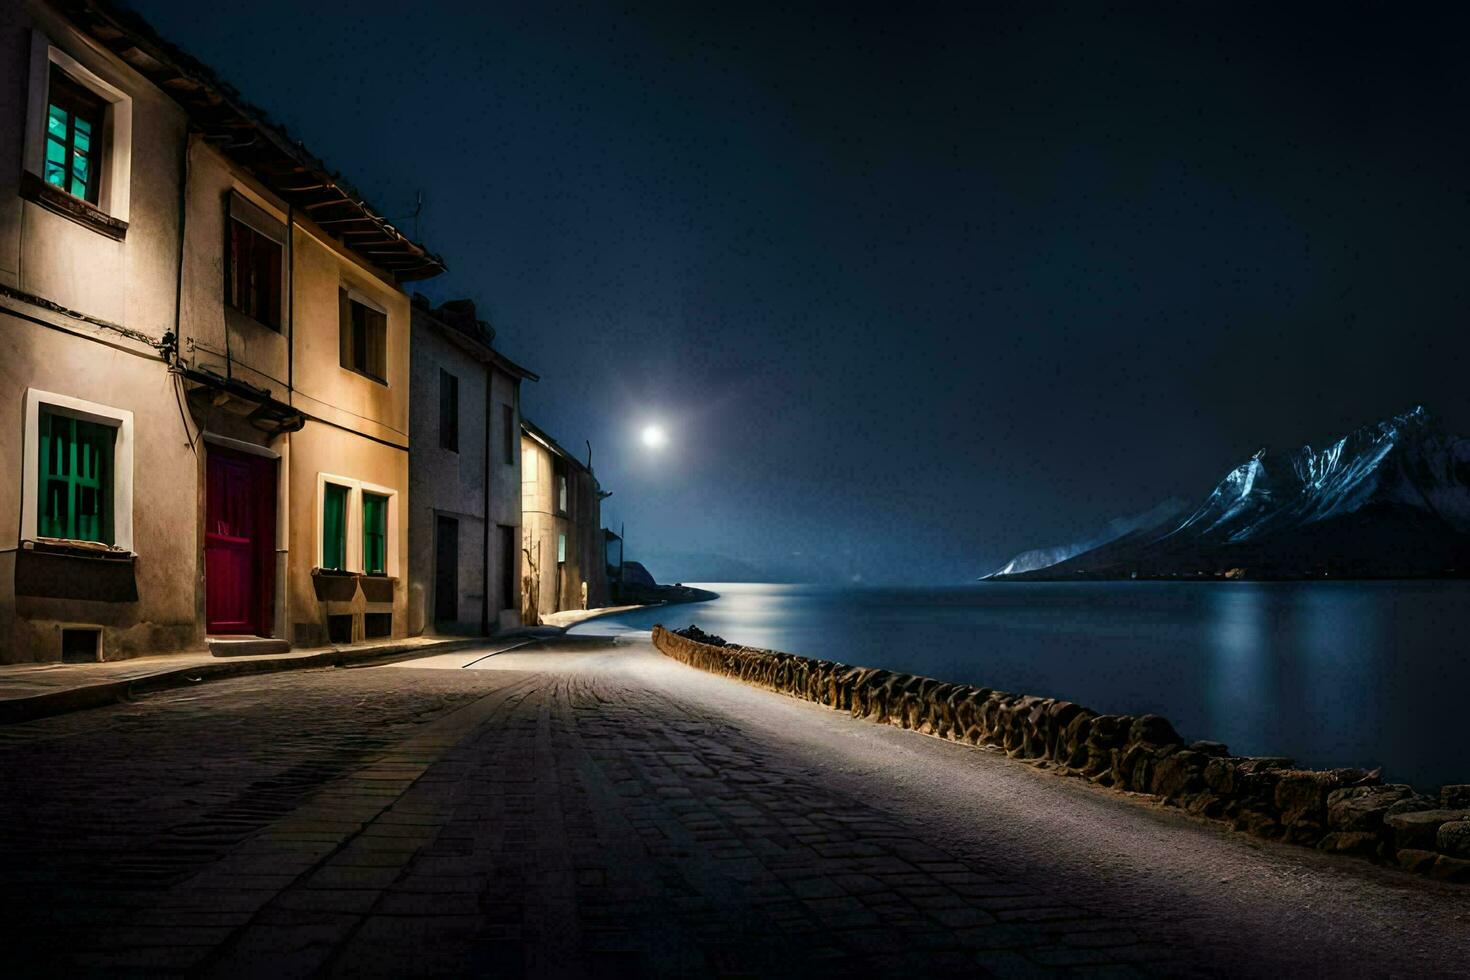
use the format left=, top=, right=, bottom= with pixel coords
left=0, top=637, right=482, bottom=725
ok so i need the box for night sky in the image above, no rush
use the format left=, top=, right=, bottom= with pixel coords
left=133, top=1, right=1470, bottom=583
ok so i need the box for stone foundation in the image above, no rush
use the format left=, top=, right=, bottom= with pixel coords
left=652, top=624, right=1470, bottom=884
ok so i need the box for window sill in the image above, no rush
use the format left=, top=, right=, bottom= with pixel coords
left=25, top=537, right=132, bottom=559
left=340, top=365, right=388, bottom=387
left=20, top=170, right=127, bottom=241
left=225, top=305, right=283, bottom=336
left=17, top=540, right=137, bottom=602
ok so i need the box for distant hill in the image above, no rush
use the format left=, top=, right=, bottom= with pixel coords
left=634, top=551, right=770, bottom=585
left=990, top=406, right=1470, bottom=581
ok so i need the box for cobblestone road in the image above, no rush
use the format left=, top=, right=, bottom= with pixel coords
left=1, top=637, right=1465, bottom=977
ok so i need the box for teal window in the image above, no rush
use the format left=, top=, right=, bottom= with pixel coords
left=322, top=483, right=348, bottom=570
left=45, top=67, right=105, bottom=205
left=38, top=407, right=114, bottom=544
left=557, top=532, right=567, bottom=564
left=363, top=492, right=388, bottom=576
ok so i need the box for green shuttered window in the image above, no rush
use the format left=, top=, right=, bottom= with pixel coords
left=363, top=492, right=387, bottom=576
left=38, top=408, right=114, bottom=544
left=322, top=483, right=348, bottom=571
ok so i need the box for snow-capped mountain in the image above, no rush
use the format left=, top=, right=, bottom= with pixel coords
left=991, top=407, right=1470, bottom=580
left=986, top=498, right=1187, bottom=578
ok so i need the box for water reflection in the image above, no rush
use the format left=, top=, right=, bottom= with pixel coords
left=576, top=581, right=1470, bottom=788
left=1206, top=586, right=1271, bottom=752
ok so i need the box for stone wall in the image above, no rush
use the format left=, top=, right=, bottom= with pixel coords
left=652, top=625, right=1470, bottom=884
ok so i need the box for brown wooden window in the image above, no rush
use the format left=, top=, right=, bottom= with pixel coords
left=339, top=289, right=387, bottom=384
left=227, top=218, right=283, bottom=329
left=45, top=66, right=105, bottom=204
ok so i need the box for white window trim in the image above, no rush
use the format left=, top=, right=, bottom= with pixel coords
left=24, top=31, right=133, bottom=222
left=21, top=388, right=134, bottom=552
left=315, top=473, right=399, bottom=578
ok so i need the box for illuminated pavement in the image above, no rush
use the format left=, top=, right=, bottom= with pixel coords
left=1, top=636, right=1465, bottom=977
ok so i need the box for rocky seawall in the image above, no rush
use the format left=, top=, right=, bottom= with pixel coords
left=652, top=624, right=1470, bottom=884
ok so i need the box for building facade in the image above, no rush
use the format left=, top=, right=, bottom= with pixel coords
left=0, top=0, right=194, bottom=663
left=0, top=0, right=444, bottom=662
left=520, top=420, right=610, bottom=621
left=407, top=298, right=536, bottom=636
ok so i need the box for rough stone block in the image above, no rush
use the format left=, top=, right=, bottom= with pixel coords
left=1431, top=855, right=1470, bottom=883
left=1440, top=785, right=1470, bottom=810
left=1436, top=819, right=1470, bottom=858
left=1325, top=785, right=1415, bottom=833
left=1383, top=809, right=1470, bottom=851
left=1395, top=848, right=1440, bottom=873
left=1151, top=749, right=1206, bottom=800
left=1129, top=714, right=1182, bottom=747
left=1316, top=832, right=1381, bottom=856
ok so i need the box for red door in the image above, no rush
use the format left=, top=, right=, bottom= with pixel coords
left=205, top=447, right=277, bottom=635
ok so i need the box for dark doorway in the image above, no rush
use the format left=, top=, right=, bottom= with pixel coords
left=499, top=525, right=516, bottom=613
left=435, top=515, right=459, bottom=627
left=205, top=446, right=277, bottom=635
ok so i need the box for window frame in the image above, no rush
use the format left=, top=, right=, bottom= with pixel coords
left=225, top=192, right=287, bottom=331
left=22, top=33, right=133, bottom=230
left=557, top=531, right=567, bottom=566
left=315, top=473, right=398, bottom=577
left=44, top=66, right=105, bottom=205
left=20, top=389, right=134, bottom=552
left=361, top=490, right=389, bottom=577
left=338, top=286, right=389, bottom=385
left=439, top=369, right=459, bottom=452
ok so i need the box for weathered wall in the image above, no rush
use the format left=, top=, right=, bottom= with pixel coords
left=289, top=226, right=409, bottom=443
left=519, top=435, right=563, bottom=619
left=486, top=368, right=522, bottom=630
left=653, top=625, right=1470, bottom=884
left=407, top=315, right=487, bottom=635
left=286, top=420, right=408, bottom=646
left=0, top=1, right=185, bottom=329
left=177, top=138, right=290, bottom=401
left=0, top=1, right=198, bottom=662
left=0, top=313, right=200, bottom=661
left=283, top=220, right=411, bottom=646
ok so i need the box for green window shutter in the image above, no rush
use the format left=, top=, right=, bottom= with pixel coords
left=322, top=483, right=348, bottom=570
left=37, top=409, right=113, bottom=545
left=363, top=492, right=387, bottom=575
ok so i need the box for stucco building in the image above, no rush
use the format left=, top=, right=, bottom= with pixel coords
left=407, top=297, right=536, bottom=636
left=520, top=420, right=610, bottom=621
left=0, top=0, right=443, bottom=662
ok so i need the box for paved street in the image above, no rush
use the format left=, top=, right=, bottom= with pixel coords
left=1, top=635, right=1466, bottom=977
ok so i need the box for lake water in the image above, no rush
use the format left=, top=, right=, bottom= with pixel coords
left=573, top=581, right=1470, bottom=791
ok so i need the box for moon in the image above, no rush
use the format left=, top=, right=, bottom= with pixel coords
left=641, top=424, right=667, bottom=449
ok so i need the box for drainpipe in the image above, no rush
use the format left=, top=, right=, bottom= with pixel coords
left=480, top=372, right=492, bottom=637
left=170, top=128, right=190, bottom=366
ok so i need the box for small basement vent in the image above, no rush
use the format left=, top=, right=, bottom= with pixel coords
left=364, top=613, right=392, bottom=639
left=327, top=614, right=354, bottom=644
left=61, top=627, right=101, bottom=663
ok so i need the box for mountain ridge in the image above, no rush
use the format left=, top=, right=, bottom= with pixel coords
left=990, top=407, right=1470, bottom=581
